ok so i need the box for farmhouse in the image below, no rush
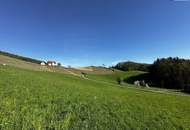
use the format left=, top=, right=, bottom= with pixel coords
left=47, top=61, right=57, bottom=66
left=40, top=62, right=46, bottom=66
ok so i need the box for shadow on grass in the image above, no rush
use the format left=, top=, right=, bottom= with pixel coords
left=181, top=90, right=190, bottom=94
left=124, top=73, right=190, bottom=94
left=124, top=73, right=150, bottom=84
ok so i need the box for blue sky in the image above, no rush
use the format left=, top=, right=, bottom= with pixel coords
left=0, top=0, right=190, bottom=67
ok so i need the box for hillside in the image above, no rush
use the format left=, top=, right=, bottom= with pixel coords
left=114, top=61, right=150, bottom=72
left=0, top=51, right=43, bottom=64
left=0, top=54, right=50, bottom=71
left=86, top=70, right=145, bottom=84
left=0, top=64, right=190, bottom=129
left=0, top=51, right=113, bottom=75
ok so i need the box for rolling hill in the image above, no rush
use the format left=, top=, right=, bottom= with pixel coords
left=0, top=51, right=190, bottom=129
left=0, top=51, right=113, bottom=75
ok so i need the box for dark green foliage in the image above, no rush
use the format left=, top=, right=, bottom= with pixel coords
left=57, top=63, right=61, bottom=66
left=124, top=73, right=150, bottom=84
left=0, top=51, right=43, bottom=64
left=114, top=61, right=150, bottom=72
left=149, top=57, right=190, bottom=92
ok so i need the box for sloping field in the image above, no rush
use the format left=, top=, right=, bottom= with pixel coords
left=0, top=65, right=190, bottom=130
left=0, top=55, right=50, bottom=71
left=86, top=70, right=145, bottom=84
left=0, top=54, right=113, bottom=75
left=77, top=66, right=114, bottom=74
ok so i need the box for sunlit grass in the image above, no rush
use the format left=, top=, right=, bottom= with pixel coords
left=0, top=65, right=190, bottom=129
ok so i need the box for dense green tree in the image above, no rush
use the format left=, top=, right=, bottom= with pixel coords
left=149, top=57, right=190, bottom=92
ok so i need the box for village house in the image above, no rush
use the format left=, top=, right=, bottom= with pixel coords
left=47, top=61, right=57, bottom=66
left=40, top=62, right=46, bottom=66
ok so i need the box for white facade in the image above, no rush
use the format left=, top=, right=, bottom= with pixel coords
left=47, top=62, right=57, bottom=66
left=52, top=62, right=57, bottom=66
left=40, top=62, right=46, bottom=66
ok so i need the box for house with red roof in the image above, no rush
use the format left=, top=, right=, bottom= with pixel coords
left=47, top=61, right=57, bottom=66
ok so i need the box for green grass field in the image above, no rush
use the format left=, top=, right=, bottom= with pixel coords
left=86, top=70, right=145, bottom=84
left=0, top=65, right=190, bottom=130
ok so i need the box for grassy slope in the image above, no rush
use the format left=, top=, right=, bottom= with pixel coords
left=0, top=54, right=113, bottom=75
left=0, top=51, right=42, bottom=64
left=0, top=65, right=190, bottom=130
left=0, top=55, right=51, bottom=72
left=86, top=70, right=145, bottom=84
left=86, top=70, right=187, bottom=96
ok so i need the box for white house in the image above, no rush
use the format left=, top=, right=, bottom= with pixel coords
left=47, top=61, right=57, bottom=66
left=40, top=62, right=46, bottom=66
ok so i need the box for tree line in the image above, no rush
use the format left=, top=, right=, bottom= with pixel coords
left=0, top=51, right=43, bottom=64
left=115, top=58, right=190, bottom=93
left=149, top=57, right=190, bottom=92
left=114, top=61, right=150, bottom=72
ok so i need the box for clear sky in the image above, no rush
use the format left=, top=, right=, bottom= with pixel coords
left=0, top=0, right=190, bottom=67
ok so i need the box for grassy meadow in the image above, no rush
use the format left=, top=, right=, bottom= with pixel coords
left=86, top=70, right=145, bottom=84
left=0, top=65, right=190, bottom=130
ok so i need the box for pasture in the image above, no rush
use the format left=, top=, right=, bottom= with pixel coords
left=0, top=65, right=190, bottom=130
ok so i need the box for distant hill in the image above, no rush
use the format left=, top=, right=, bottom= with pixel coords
left=0, top=51, right=51, bottom=72
left=0, top=51, right=43, bottom=64
left=114, top=61, right=150, bottom=72
left=0, top=50, right=113, bottom=75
